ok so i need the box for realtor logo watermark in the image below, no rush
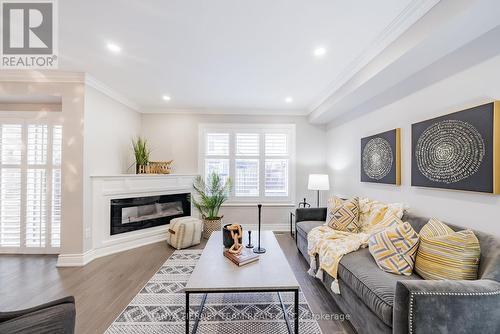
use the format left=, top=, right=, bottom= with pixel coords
left=1, top=0, right=58, bottom=68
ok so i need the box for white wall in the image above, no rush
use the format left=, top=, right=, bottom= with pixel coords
left=141, top=113, right=328, bottom=227
left=326, top=54, right=500, bottom=238
left=83, top=86, right=141, bottom=250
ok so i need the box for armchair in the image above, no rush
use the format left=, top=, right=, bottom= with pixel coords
left=0, top=296, right=76, bottom=334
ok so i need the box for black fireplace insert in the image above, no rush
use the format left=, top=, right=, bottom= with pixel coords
left=110, top=193, right=191, bottom=235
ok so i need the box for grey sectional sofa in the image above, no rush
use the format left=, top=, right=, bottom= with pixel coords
left=295, top=208, right=500, bottom=334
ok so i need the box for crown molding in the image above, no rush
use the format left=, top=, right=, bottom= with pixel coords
left=0, top=70, right=85, bottom=83
left=84, top=74, right=142, bottom=112
left=309, top=0, right=441, bottom=113
left=0, top=71, right=143, bottom=112
left=142, top=107, right=308, bottom=116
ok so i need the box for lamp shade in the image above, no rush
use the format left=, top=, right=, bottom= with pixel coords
left=308, top=174, right=330, bottom=191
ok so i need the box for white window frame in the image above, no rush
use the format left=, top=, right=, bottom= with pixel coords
left=199, top=123, right=296, bottom=205
left=0, top=112, right=62, bottom=254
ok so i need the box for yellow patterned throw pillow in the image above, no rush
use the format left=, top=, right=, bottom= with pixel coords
left=358, top=197, right=406, bottom=230
left=365, top=213, right=404, bottom=236
left=369, top=222, right=420, bottom=275
left=414, top=218, right=481, bottom=280
left=326, top=197, right=360, bottom=233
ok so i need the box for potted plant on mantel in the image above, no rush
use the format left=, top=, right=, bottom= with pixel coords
left=132, top=137, right=151, bottom=174
left=192, top=172, right=232, bottom=239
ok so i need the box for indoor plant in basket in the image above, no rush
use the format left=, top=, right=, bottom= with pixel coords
left=132, top=137, right=151, bottom=174
left=192, top=172, right=232, bottom=239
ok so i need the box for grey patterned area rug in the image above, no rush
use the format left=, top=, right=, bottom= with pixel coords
left=106, top=249, right=322, bottom=334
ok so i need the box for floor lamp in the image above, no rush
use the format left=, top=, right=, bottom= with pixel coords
left=308, top=174, right=330, bottom=207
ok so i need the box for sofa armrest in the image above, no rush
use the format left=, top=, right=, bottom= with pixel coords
left=295, top=207, right=327, bottom=223
left=0, top=296, right=75, bottom=323
left=393, top=279, right=500, bottom=334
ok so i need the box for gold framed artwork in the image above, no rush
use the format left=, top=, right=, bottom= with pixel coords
left=411, top=102, right=500, bottom=194
left=360, top=128, right=401, bottom=185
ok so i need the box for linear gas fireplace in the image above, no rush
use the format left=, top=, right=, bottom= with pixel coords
left=110, top=193, right=191, bottom=235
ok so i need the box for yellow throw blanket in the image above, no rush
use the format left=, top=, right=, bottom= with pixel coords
left=307, top=226, right=370, bottom=293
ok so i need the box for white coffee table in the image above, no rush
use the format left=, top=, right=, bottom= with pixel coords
left=184, top=231, right=300, bottom=334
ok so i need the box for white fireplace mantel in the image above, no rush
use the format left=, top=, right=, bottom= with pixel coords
left=57, top=174, right=197, bottom=267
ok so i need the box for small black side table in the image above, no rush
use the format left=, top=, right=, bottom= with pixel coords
left=290, top=199, right=310, bottom=240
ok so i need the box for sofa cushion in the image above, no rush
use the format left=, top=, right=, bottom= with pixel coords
left=338, top=248, right=422, bottom=326
left=358, top=197, right=405, bottom=229
left=296, top=221, right=323, bottom=237
left=326, top=196, right=360, bottom=233
left=369, top=222, right=420, bottom=276
left=415, top=218, right=481, bottom=280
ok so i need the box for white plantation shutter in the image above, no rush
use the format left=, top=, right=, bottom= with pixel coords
left=205, top=158, right=229, bottom=183
left=51, top=169, right=61, bottom=248
left=0, top=124, right=23, bottom=247
left=0, top=121, right=62, bottom=252
left=265, top=133, right=288, bottom=156
left=52, top=125, right=62, bottom=165
left=2, top=124, right=22, bottom=164
left=0, top=168, right=21, bottom=247
left=235, top=159, right=259, bottom=196
left=206, top=133, right=229, bottom=156
left=51, top=126, right=62, bottom=247
left=26, top=169, right=46, bottom=247
left=236, top=133, right=259, bottom=156
left=265, top=159, right=289, bottom=196
left=27, top=125, right=48, bottom=165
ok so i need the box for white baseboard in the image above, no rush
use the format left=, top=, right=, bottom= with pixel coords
left=57, top=229, right=168, bottom=267
left=56, top=249, right=96, bottom=267
left=56, top=223, right=289, bottom=267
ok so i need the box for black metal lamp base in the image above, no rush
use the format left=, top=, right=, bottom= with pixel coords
left=253, top=247, right=266, bottom=254
left=246, top=243, right=254, bottom=248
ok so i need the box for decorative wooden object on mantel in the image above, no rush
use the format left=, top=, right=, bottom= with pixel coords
left=136, top=160, right=173, bottom=174
left=148, top=160, right=173, bottom=174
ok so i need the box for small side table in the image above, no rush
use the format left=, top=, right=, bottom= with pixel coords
left=289, top=211, right=295, bottom=238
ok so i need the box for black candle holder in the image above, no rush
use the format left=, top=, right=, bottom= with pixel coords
left=246, top=231, right=254, bottom=248
left=253, top=204, right=266, bottom=254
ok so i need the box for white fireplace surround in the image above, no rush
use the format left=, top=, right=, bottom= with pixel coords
left=56, top=174, right=196, bottom=267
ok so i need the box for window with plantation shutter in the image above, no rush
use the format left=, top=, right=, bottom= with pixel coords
left=200, top=124, right=295, bottom=203
left=0, top=120, right=62, bottom=253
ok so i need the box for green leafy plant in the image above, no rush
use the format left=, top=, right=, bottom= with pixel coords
left=132, top=137, right=150, bottom=166
left=192, top=172, right=232, bottom=220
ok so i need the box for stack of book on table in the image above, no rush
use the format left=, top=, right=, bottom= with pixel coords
left=223, top=248, right=259, bottom=266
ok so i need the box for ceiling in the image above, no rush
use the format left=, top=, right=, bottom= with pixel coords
left=58, top=0, right=421, bottom=114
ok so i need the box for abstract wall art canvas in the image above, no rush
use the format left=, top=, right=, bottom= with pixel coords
left=411, top=102, right=500, bottom=194
left=361, top=128, right=401, bottom=185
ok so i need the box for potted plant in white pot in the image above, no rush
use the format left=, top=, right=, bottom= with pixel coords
left=192, top=172, right=232, bottom=239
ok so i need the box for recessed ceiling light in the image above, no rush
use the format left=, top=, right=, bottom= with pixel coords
left=284, top=96, right=293, bottom=103
left=162, top=95, right=171, bottom=101
left=107, top=43, right=122, bottom=53
left=313, top=47, right=326, bottom=57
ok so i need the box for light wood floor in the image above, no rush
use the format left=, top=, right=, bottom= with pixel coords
left=0, top=233, right=355, bottom=334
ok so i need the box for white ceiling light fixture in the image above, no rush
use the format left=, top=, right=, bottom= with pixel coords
left=162, top=95, right=171, bottom=101
left=313, top=46, right=326, bottom=57
left=284, top=96, right=293, bottom=103
left=106, top=43, right=122, bottom=53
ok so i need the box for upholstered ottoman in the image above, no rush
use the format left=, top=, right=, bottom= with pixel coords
left=167, top=217, right=202, bottom=250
